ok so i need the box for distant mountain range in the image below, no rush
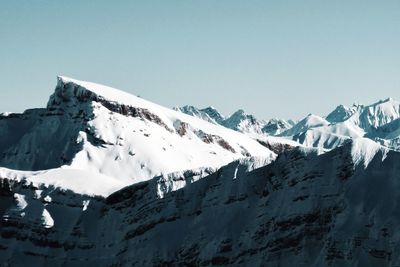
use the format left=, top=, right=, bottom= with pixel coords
left=175, top=97, right=400, bottom=151
left=1, top=77, right=400, bottom=266
left=174, top=106, right=295, bottom=136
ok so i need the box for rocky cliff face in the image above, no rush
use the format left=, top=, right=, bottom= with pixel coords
left=1, top=140, right=399, bottom=266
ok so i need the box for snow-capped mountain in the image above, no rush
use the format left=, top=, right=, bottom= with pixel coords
left=280, top=98, right=400, bottom=151
left=221, top=109, right=266, bottom=134
left=201, top=106, right=226, bottom=124
left=280, top=114, right=329, bottom=137
left=2, top=76, right=400, bottom=266
left=325, top=103, right=363, bottom=123
left=173, top=105, right=225, bottom=125
left=261, top=118, right=296, bottom=135
left=176, top=106, right=295, bottom=136
left=176, top=98, right=400, bottom=153
left=1, top=138, right=399, bottom=266
left=0, top=76, right=275, bottom=196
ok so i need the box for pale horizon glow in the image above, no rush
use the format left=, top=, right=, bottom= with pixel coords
left=0, top=1, right=399, bottom=120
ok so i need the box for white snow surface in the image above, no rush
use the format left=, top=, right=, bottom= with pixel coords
left=0, top=76, right=276, bottom=197
left=43, top=195, right=52, bottom=203
left=29, top=168, right=130, bottom=197
left=14, top=193, right=28, bottom=210
left=41, top=208, right=54, bottom=228
left=350, top=138, right=388, bottom=168
left=175, top=105, right=294, bottom=136
left=277, top=98, right=400, bottom=151
left=82, top=200, right=90, bottom=211
left=0, top=167, right=129, bottom=197
left=57, top=76, right=275, bottom=178
left=281, top=114, right=329, bottom=137
left=3, top=76, right=399, bottom=199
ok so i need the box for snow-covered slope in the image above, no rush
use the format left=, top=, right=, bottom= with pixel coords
left=261, top=118, right=295, bottom=135
left=280, top=98, right=400, bottom=151
left=0, top=76, right=275, bottom=196
left=201, top=106, right=226, bottom=124
left=176, top=106, right=295, bottom=136
left=177, top=98, right=400, bottom=152
left=2, top=75, right=400, bottom=266
left=0, top=139, right=397, bottom=266
left=326, top=104, right=363, bottom=123
left=173, top=105, right=225, bottom=125
left=0, top=167, right=127, bottom=197
left=221, top=109, right=266, bottom=134
left=280, top=114, right=329, bottom=137
left=354, top=98, right=400, bottom=131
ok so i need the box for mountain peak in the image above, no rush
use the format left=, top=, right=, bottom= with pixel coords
left=200, top=106, right=223, bottom=116
left=2, top=76, right=275, bottom=196
left=48, top=76, right=173, bottom=122
left=54, top=76, right=141, bottom=105
left=326, top=104, right=354, bottom=123
left=232, top=109, right=247, bottom=116
left=225, top=109, right=257, bottom=124
left=57, top=75, right=76, bottom=84
left=281, top=113, right=328, bottom=137
left=199, top=106, right=225, bottom=124
left=380, top=97, right=395, bottom=103
left=355, top=97, right=400, bottom=130
left=201, top=106, right=218, bottom=112
left=174, top=105, right=225, bottom=124
left=221, top=109, right=265, bottom=134
left=177, top=106, right=295, bottom=136
left=51, top=76, right=127, bottom=108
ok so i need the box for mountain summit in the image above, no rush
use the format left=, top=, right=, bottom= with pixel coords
left=277, top=97, right=400, bottom=151
left=0, top=76, right=275, bottom=196
left=176, top=106, right=295, bottom=136
left=1, top=77, right=400, bottom=266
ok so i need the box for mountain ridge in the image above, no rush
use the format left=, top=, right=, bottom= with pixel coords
left=0, top=76, right=276, bottom=197
left=1, top=76, right=400, bottom=266
left=0, top=138, right=398, bottom=266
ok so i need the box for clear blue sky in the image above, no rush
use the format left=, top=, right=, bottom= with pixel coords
left=1, top=0, right=399, bottom=120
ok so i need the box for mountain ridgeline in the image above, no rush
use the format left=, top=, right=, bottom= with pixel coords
left=1, top=76, right=400, bottom=266
left=174, top=106, right=295, bottom=136
left=176, top=97, right=400, bottom=151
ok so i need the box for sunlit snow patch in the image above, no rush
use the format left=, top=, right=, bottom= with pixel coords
left=14, top=193, right=28, bottom=210
left=41, top=209, right=54, bottom=229
left=351, top=138, right=388, bottom=168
